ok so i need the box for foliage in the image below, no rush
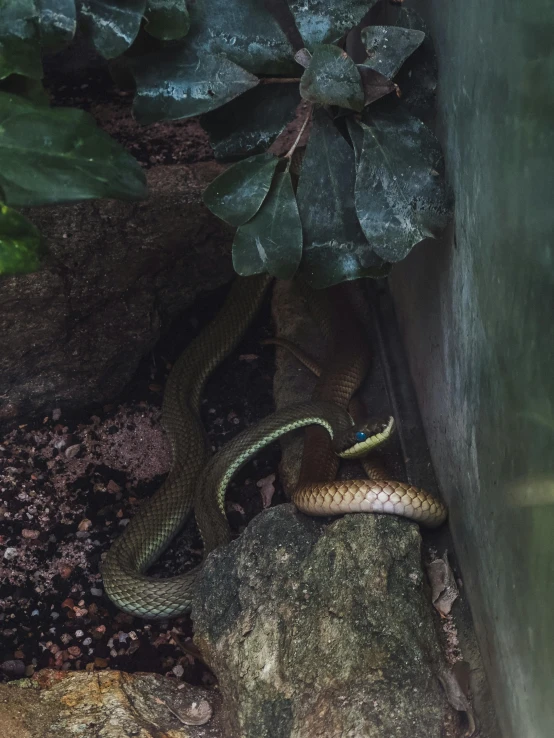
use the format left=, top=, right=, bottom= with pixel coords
left=0, top=0, right=452, bottom=284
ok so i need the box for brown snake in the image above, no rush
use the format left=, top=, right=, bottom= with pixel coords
left=102, top=276, right=446, bottom=619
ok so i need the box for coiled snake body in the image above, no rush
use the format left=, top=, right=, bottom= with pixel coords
left=102, top=275, right=446, bottom=619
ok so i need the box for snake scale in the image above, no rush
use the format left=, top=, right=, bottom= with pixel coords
left=102, top=275, right=446, bottom=619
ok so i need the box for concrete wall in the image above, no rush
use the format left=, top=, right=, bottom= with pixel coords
left=390, top=2, right=554, bottom=737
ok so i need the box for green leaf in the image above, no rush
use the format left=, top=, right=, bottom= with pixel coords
left=355, top=110, right=452, bottom=262
left=38, top=0, right=77, bottom=52
left=233, top=171, right=302, bottom=279
left=0, top=0, right=42, bottom=80
left=0, top=92, right=148, bottom=207
left=300, top=44, right=364, bottom=112
left=356, top=65, right=396, bottom=107
left=186, top=0, right=296, bottom=76
left=78, top=0, right=146, bottom=59
left=0, top=73, right=50, bottom=104
left=360, top=26, right=425, bottom=79
left=144, top=0, right=190, bottom=41
left=297, top=109, right=389, bottom=289
left=291, top=0, right=378, bottom=47
left=0, top=203, right=43, bottom=275
left=200, top=83, right=301, bottom=161
left=131, top=49, right=259, bottom=124
left=394, top=8, right=437, bottom=119
left=203, top=153, right=279, bottom=227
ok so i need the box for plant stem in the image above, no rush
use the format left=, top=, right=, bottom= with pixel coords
left=258, top=77, right=301, bottom=84
left=284, top=105, right=313, bottom=160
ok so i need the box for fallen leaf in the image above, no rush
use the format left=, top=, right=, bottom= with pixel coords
left=426, top=550, right=459, bottom=616
left=257, top=473, right=276, bottom=508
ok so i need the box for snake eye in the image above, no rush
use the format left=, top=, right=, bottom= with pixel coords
left=355, top=431, right=367, bottom=442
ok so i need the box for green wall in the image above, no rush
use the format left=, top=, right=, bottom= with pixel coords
left=391, top=2, right=554, bottom=737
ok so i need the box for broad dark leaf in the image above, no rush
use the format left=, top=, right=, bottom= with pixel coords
left=290, top=0, right=378, bottom=47
left=0, top=0, right=42, bottom=79
left=297, top=109, right=389, bottom=288
left=79, top=0, right=146, bottom=59
left=144, top=0, right=190, bottom=41
left=394, top=8, right=437, bottom=119
left=300, top=44, right=364, bottom=112
left=186, top=0, right=295, bottom=75
left=0, top=92, right=148, bottom=207
left=200, top=83, right=301, bottom=161
left=0, top=203, right=43, bottom=275
left=233, top=171, right=302, bottom=279
left=203, top=153, right=279, bottom=227
left=38, top=0, right=77, bottom=51
left=132, top=49, right=259, bottom=124
left=356, top=64, right=396, bottom=107
left=360, top=25, right=425, bottom=79
left=355, top=110, right=452, bottom=262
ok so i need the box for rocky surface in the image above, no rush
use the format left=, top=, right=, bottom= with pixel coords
left=193, top=505, right=455, bottom=738
left=0, top=161, right=232, bottom=428
left=0, top=669, right=223, bottom=738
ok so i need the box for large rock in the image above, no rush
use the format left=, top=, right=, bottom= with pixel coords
left=193, top=505, right=452, bottom=737
left=0, top=669, right=223, bottom=738
left=0, top=162, right=231, bottom=427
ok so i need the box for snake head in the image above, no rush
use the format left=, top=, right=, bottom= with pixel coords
left=334, top=416, right=395, bottom=459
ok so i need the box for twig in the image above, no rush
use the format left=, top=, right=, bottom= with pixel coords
left=284, top=105, right=313, bottom=159
left=258, top=77, right=301, bottom=84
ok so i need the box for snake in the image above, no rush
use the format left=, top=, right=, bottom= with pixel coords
left=102, top=275, right=446, bottom=620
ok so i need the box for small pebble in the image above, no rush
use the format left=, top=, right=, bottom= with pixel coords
left=1, top=660, right=25, bottom=678
left=90, top=587, right=103, bottom=597
left=52, top=408, right=62, bottom=421
left=31, top=610, right=40, bottom=617
left=172, top=664, right=184, bottom=678
left=64, top=444, right=81, bottom=459
left=3, top=548, right=17, bottom=561
left=94, top=657, right=109, bottom=669
left=21, top=529, right=40, bottom=539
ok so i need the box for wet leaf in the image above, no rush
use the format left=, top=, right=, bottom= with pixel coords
left=203, top=153, right=279, bottom=227
left=186, top=0, right=295, bottom=76
left=0, top=204, right=43, bottom=275
left=131, top=48, right=259, bottom=124
left=354, top=109, right=452, bottom=262
left=79, top=0, right=146, bottom=59
left=144, top=0, right=190, bottom=41
left=360, top=25, right=425, bottom=79
left=290, top=0, right=378, bottom=48
left=0, top=92, right=148, bottom=207
left=356, top=64, right=397, bottom=107
left=0, top=0, right=42, bottom=79
left=296, top=109, right=390, bottom=289
left=200, top=83, right=300, bottom=161
left=394, top=8, right=438, bottom=119
left=38, top=0, right=77, bottom=51
left=233, top=170, right=302, bottom=279
left=300, top=44, right=364, bottom=112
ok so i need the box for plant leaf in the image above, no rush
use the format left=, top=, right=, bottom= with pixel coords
left=78, top=0, right=146, bottom=59
left=0, top=0, right=42, bottom=80
left=38, top=0, right=77, bottom=51
left=0, top=92, right=148, bottom=207
left=186, top=0, right=296, bottom=76
left=355, top=109, right=452, bottom=262
left=203, top=153, right=279, bottom=227
left=0, top=203, right=43, bottom=275
left=297, top=109, right=389, bottom=288
left=360, top=25, right=425, bottom=79
left=300, top=44, right=364, bottom=112
left=131, top=49, right=259, bottom=124
left=144, top=0, right=190, bottom=41
left=356, top=64, right=397, bottom=107
left=394, top=8, right=438, bottom=119
left=200, top=83, right=301, bottom=161
left=233, top=170, right=302, bottom=279
left=0, top=74, right=50, bottom=104
left=290, top=0, right=378, bottom=47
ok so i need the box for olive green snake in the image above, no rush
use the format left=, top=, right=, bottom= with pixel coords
left=102, top=275, right=446, bottom=619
